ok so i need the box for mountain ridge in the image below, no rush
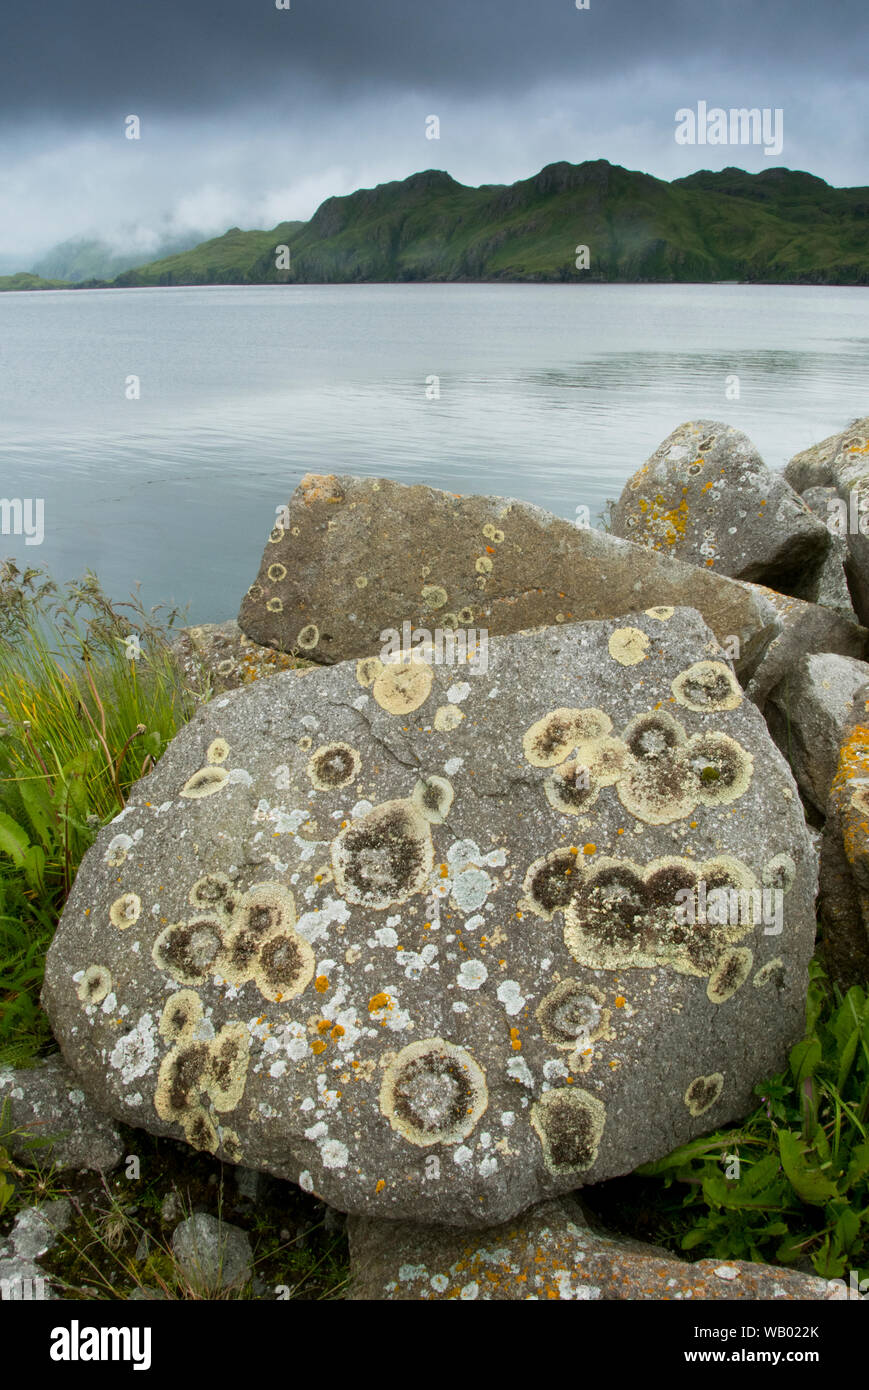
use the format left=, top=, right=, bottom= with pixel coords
left=2, top=159, right=868, bottom=290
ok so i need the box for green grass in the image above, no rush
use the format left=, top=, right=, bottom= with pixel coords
left=0, top=562, right=205, bottom=1065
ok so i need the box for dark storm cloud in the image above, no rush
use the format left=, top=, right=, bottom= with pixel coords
left=2, top=0, right=866, bottom=121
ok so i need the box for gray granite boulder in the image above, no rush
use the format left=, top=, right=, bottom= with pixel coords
left=0, top=1200, right=70, bottom=1301
left=171, top=1213, right=253, bottom=1293
left=784, top=417, right=869, bottom=626
left=347, top=1198, right=837, bottom=1301
left=43, top=609, right=815, bottom=1226
left=766, top=653, right=869, bottom=815
left=611, top=420, right=829, bottom=589
left=817, top=681, right=869, bottom=986
left=237, top=474, right=786, bottom=679
left=235, top=475, right=867, bottom=705
left=0, top=1054, right=123, bottom=1171
left=791, top=488, right=855, bottom=623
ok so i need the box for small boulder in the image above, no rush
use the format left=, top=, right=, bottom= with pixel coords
left=818, top=682, right=869, bottom=985
left=611, top=421, right=829, bottom=590
left=170, top=1213, right=252, bottom=1294
left=0, top=1054, right=123, bottom=1172
left=347, top=1198, right=835, bottom=1301
left=784, top=418, right=869, bottom=627
left=766, top=653, right=869, bottom=815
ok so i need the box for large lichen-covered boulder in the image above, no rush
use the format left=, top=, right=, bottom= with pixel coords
left=346, top=1199, right=836, bottom=1301
left=818, top=683, right=869, bottom=986
left=611, top=420, right=829, bottom=589
left=44, top=609, right=815, bottom=1227
left=237, top=474, right=787, bottom=678
left=235, top=475, right=866, bottom=702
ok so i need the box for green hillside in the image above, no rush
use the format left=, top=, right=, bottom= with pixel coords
left=112, top=160, right=869, bottom=287
left=4, top=160, right=869, bottom=291
left=110, top=222, right=306, bottom=287
left=0, top=272, right=70, bottom=291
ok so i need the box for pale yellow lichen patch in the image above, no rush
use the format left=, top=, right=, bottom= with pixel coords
left=412, top=774, right=454, bottom=824
left=268, top=563, right=287, bottom=582
left=684, top=1073, right=724, bottom=1116
left=109, top=892, right=141, bottom=930
left=266, top=598, right=283, bottom=613
left=380, top=1038, right=488, bottom=1147
left=307, top=742, right=361, bottom=791
left=482, top=523, right=504, bottom=543
left=608, top=627, right=650, bottom=666
left=332, top=799, right=434, bottom=910
left=77, top=964, right=112, bottom=1004
left=206, top=738, right=230, bottom=765
left=296, top=624, right=320, bottom=651
left=180, top=766, right=229, bottom=799
left=421, top=584, right=448, bottom=610
left=158, top=989, right=203, bottom=1043
left=356, top=656, right=384, bottom=688
left=434, top=704, right=464, bottom=732
left=250, top=931, right=316, bottom=1002
left=522, top=708, right=611, bottom=768
left=153, top=917, right=226, bottom=986
left=521, top=848, right=584, bottom=920
left=645, top=606, right=675, bottom=621
left=753, top=957, right=784, bottom=989
left=475, top=556, right=493, bottom=575
left=373, top=657, right=434, bottom=715
left=707, top=947, right=754, bottom=1004
left=672, top=661, right=742, bottom=712
left=355, top=575, right=368, bottom=589
left=544, top=759, right=601, bottom=816
left=188, top=873, right=236, bottom=916
left=536, top=979, right=610, bottom=1049
left=531, top=1086, right=606, bottom=1175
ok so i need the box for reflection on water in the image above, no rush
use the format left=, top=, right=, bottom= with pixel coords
left=0, top=283, right=866, bottom=623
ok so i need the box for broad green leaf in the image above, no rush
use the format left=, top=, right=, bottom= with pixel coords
left=0, top=811, right=30, bottom=866
left=778, top=1129, right=841, bottom=1206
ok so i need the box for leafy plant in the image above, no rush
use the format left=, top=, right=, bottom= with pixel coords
left=636, top=961, right=869, bottom=1279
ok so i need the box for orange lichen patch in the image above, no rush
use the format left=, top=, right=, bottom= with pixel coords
left=614, top=995, right=626, bottom=1008
left=582, top=844, right=596, bottom=855
left=509, top=1028, right=522, bottom=1052
left=314, top=975, right=330, bottom=993
left=368, top=991, right=392, bottom=1013
left=300, top=473, right=344, bottom=505
left=375, top=1179, right=386, bottom=1193
left=316, top=1019, right=332, bottom=1033
left=311, top=1039, right=327, bottom=1055
left=330, top=1025, right=345, bottom=1040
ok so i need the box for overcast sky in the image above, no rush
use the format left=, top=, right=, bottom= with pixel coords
left=1, top=0, right=866, bottom=266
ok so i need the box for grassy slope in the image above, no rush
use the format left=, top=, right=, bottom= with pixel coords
left=3, top=161, right=868, bottom=291
left=114, top=160, right=869, bottom=287
left=0, top=272, right=71, bottom=291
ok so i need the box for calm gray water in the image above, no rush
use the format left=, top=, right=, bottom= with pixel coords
left=1, top=283, right=867, bottom=625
